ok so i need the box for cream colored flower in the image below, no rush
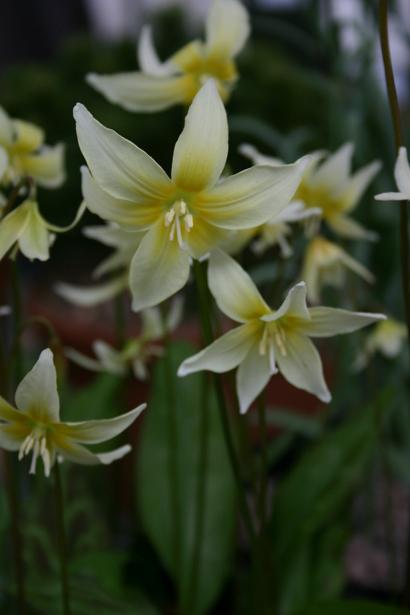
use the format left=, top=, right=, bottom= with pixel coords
left=0, top=348, right=145, bottom=476
left=375, top=146, right=410, bottom=201
left=354, top=318, right=407, bottom=371
left=0, top=106, right=64, bottom=188
left=0, top=198, right=85, bottom=262
left=302, top=236, right=374, bottom=304
left=178, top=250, right=384, bottom=413
left=65, top=298, right=183, bottom=380
left=87, top=0, right=250, bottom=112
left=74, top=80, right=306, bottom=311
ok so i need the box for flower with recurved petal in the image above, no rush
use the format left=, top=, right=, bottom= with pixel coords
left=0, top=106, right=64, bottom=188
left=178, top=250, right=384, bottom=413
left=354, top=318, right=407, bottom=371
left=0, top=348, right=145, bottom=477
left=87, top=0, right=249, bottom=112
left=375, top=146, right=410, bottom=202
left=302, top=235, right=374, bottom=304
left=74, top=80, right=306, bottom=311
left=241, top=141, right=380, bottom=241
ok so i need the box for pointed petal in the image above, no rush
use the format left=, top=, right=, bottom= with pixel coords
left=19, top=144, right=65, bottom=188
left=0, top=422, right=29, bottom=451
left=262, top=282, right=310, bottom=322
left=275, top=333, right=331, bottom=403
left=129, top=220, right=191, bottom=311
left=199, top=161, right=306, bottom=230
left=93, top=341, right=126, bottom=374
left=311, top=143, right=353, bottom=191
left=0, top=396, right=26, bottom=423
left=73, top=103, right=171, bottom=201
left=339, top=160, right=381, bottom=212
left=65, top=347, right=104, bottom=372
left=171, top=80, right=228, bottom=192
left=327, top=214, right=378, bottom=241
left=81, top=166, right=160, bottom=230
left=184, top=217, right=227, bottom=259
left=236, top=342, right=274, bottom=414
left=138, top=26, right=173, bottom=76
left=54, top=438, right=131, bottom=466
left=178, top=322, right=257, bottom=376
left=18, top=203, right=50, bottom=261
left=208, top=250, right=270, bottom=322
left=15, top=348, right=60, bottom=421
left=55, top=274, right=128, bottom=307
left=339, top=250, right=374, bottom=284
left=375, top=191, right=407, bottom=201
left=394, top=147, right=410, bottom=196
left=13, top=120, right=44, bottom=151
left=58, top=404, right=146, bottom=444
left=301, top=307, right=385, bottom=338
left=0, top=204, right=29, bottom=261
left=206, top=0, right=250, bottom=58
left=86, top=72, right=194, bottom=113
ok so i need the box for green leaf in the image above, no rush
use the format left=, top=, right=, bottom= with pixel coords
left=299, top=600, right=410, bottom=615
left=265, top=407, right=323, bottom=438
left=63, top=373, right=122, bottom=422
left=137, top=341, right=236, bottom=614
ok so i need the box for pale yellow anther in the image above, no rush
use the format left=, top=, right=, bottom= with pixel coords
left=164, top=199, right=193, bottom=246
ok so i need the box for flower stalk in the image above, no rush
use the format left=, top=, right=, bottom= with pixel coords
left=53, top=463, right=70, bottom=615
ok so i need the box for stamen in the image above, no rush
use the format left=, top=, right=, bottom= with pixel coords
left=29, top=439, right=40, bottom=474
left=165, top=200, right=194, bottom=246
left=274, top=329, right=287, bottom=357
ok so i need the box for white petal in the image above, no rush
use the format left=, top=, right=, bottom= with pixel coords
left=239, top=143, right=282, bottom=166
left=375, top=191, right=407, bottom=201
left=65, top=348, right=103, bottom=372
left=394, top=147, right=410, bottom=196
left=339, top=160, right=381, bottom=213
left=86, top=72, right=192, bottom=113
left=55, top=275, right=128, bottom=307
left=55, top=439, right=131, bottom=466
left=199, top=160, right=306, bottom=230
left=60, top=404, right=146, bottom=444
left=275, top=333, right=331, bottom=403
left=93, top=341, right=126, bottom=374
left=73, top=103, right=171, bottom=201
left=206, top=0, right=250, bottom=58
left=0, top=424, right=28, bottom=451
left=208, top=250, right=270, bottom=322
left=138, top=26, right=174, bottom=76
left=0, top=204, right=30, bottom=261
left=15, top=349, right=60, bottom=421
left=236, top=342, right=274, bottom=414
left=171, top=80, right=228, bottom=192
left=129, top=220, right=191, bottom=311
left=178, top=323, right=257, bottom=376
left=20, top=144, right=65, bottom=189
left=301, top=307, right=386, bottom=338
left=327, top=214, right=378, bottom=241
left=0, top=146, right=8, bottom=180
left=310, top=143, right=353, bottom=191
left=18, top=203, right=51, bottom=261
left=0, top=396, right=26, bottom=422
left=262, top=282, right=310, bottom=322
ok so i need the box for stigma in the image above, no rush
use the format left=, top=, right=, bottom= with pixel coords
left=164, top=200, right=194, bottom=247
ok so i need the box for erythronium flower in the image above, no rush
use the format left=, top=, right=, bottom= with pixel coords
left=375, top=146, right=410, bottom=201
left=178, top=250, right=384, bottom=413
left=241, top=141, right=380, bottom=241
left=302, top=236, right=374, bottom=304
left=354, top=318, right=407, bottom=371
left=0, top=348, right=146, bottom=476
left=65, top=298, right=183, bottom=380
left=74, top=80, right=306, bottom=311
left=0, top=198, right=85, bottom=262
left=86, top=0, right=249, bottom=112
left=0, top=106, right=65, bottom=188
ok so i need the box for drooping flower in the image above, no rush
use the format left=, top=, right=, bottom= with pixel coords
left=0, top=198, right=85, bottom=262
left=241, top=141, right=380, bottom=241
left=65, top=298, right=183, bottom=380
left=74, top=80, right=306, bottom=311
left=87, top=0, right=250, bottom=112
left=178, top=250, right=384, bottom=413
left=375, top=146, right=410, bottom=201
left=354, top=318, right=407, bottom=371
left=0, top=106, right=65, bottom=188
left=302, top=235, right=374, bottom=304
left=0, top=348, right=146, bottom=476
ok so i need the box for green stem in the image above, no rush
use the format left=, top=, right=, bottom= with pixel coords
left=53, top=463, right=70, bottom=615
left=256, top=392, right=269, bottom=532
left=192, top=260, right=256, bottom=544
left=10, top=258, right=23, bottom=389
left=378, top=2, right=410, bottom=605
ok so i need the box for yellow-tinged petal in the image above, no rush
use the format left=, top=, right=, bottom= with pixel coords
left=18, top=203, right=51, bottom=261
left=15, top=348, right=60, bottom=421
left=56, top=274, right=128, bottom=307
left=86, top=71, right=195, bottom=113
left=236, top=341, right=274, bottom=414
left=13, top=120, right=44, bottom=152
left=208, top=250, right=270, bottom=322
left=0, top=146, right=8, bottom=179
left=0, top=423, right=30, bottom=451
left=178, top=322, right=258, bottom=376
left=338, top=160, right=381, bottom=213
left=326, top=214, right=378, bottom=241
left=205, top=0, right=250, bottom=59
left=310, top=143, right=353, bottom=191
left=0, top=204, right=30, bottom=262
left=171, top=80, right=228, bottom=192
left=184, top=216, right=227, bottom=259
left=262, top=282, right=310, bottom=322
left=19, top=144, right=65, bottom=188
left=53, top=436, right=131, bottom=466
left=198, top=161, right=306, bottom=230
left=57, top=404, right=146, bottom=444
left=0, top=395, right=26, bottom=423
left=73, top=103, right=172, bottom=201
left=300, top=307, right=385, bottom=338
left=138, top=26, right=174, bottom=76
left=169, top=40, right=205, bottom=73
left=81, top=167, right=160, bottom=230
left=275, top=332, right=331, bottom=403
left=129, top=219, right=191, bottom=311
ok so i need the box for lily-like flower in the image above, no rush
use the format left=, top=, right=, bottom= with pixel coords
left=65, top=298, right=183, bottom=380
left=241, top=142, right=380, bottom=241
left=375, top=146, right=410, bottom=201
left=74, top=80, right=306, bottom=311
left=0, top=348, right=145, bottom=477
left=87, top=0, right=250, bottom=112
left=0, top=198, right=85, bottom=262
left=178, top=250, right=384, bottom=413
left=354, top=318, right=407, bottom=371
left=0, top=106, right=64, bottom=188
left=302, top=236, right=374, bottom=304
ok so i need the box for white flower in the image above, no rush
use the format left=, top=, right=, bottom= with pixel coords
left=178, top=250, right=385, bottom=413
left=354, top=318, right=407, bottom=370
left=375, top=146, right=410, bottom=201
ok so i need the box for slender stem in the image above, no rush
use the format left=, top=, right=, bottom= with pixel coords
left=256, top=392, right=269, bottom=531
left=10, top=258, right=23, bottom=389
left=192, top=260, right=256, bottom=544
left=53, top=463, right=70, bottom=615
left=378, top=2, right=410, bottom=604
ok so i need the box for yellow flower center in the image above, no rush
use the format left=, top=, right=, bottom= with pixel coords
left=18, top=426, right=52, bottom=476
left=164, top=199, right=194, bottom=247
